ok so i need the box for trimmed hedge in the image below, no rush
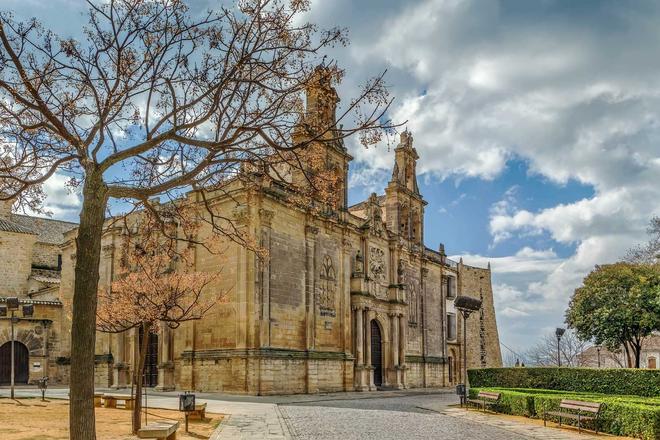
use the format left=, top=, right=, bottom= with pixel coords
left=470, top=387, right=660, bottom=440
left=468, top=367, right=660, bottom=397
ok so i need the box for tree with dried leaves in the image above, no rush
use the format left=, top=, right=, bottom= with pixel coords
left=97, top=212, right=220, bottom=434
left=0, top=1, right=394, bottom=437
left=525, top=329, right=590, bottom=367
left=626, top=216, right=660, bottom=264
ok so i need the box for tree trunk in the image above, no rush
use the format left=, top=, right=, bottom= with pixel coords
left=632, top=340, right=642, bottom=369
left=133, top=322, right=151, bottom=434
left=623, top=342, right=633, bottom=368
left=70, top=172, right=108, bottom=440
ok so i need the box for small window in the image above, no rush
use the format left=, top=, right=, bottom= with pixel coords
left=649, top=357, right=657, bottom=369
left=445, top=276, right=456, bottom=298
left=447, top=313, right=457, bottom=341
left=57, top=254, right=62, bottom=271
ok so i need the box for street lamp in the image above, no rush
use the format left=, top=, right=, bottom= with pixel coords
left=596, top=345, right=601, bottom=368
left=455, top=295, right=482, bottom=406
left=555, top=327, right=566, bottom=367
left=0, top=297, right=33, bottom=399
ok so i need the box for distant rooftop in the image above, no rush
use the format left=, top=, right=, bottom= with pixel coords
left=9, top=214, right=77, bottom=245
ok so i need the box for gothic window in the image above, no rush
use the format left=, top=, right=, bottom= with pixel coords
left=411, top=208, right=421, bottom=242
left=408, top=283, right=418, bottom=325
left=400, top=203, right=410, bottom=238
left=319, top=255, right=336, bottom=317
left=447, top=313, right=457, bottom=341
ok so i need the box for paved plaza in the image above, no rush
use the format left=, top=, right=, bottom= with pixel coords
left=0, top=387, right=603, bottom=439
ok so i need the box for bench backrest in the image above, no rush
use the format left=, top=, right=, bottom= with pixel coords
left=559, top=399, right=602, bottom=414
left=477, top=391, right=501, bottom=400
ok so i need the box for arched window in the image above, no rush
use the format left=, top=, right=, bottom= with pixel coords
left=408, top=283, right=418, bottom=325
left=648, top=356, right=657, bottom=369
left=319, top=255, right=336, bottom=316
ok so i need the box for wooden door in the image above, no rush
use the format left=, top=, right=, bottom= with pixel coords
left=0, top=341, right=29, bottom=385
left=139, top=327, right=159, bottom=387
left=370, top=320, right=383, bottom=387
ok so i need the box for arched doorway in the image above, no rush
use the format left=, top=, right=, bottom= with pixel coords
left=370, top=320, right=383, bottom=387
left=0, top=341, right=29, bottom=385
left=138, top=327, right=159, bottom=387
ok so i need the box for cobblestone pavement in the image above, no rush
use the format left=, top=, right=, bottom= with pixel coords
left=0, top=387, right=606, bottom=439
left=281, top=393, right=603, bottom=440
left=281, top=393, right=531, bottom=440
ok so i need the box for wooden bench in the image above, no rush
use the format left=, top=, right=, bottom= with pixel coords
left=94, top=392, right=104, bottom=407
left=544, top=399, right=603, bottom=434
left=69, top=392, right=104, bottom=407
left=102, top=393, right=135, bottom=410
left=466, top=391, right=501, bottom=412
left=137, top=421, right=179, bottom=440
left=187, top=402, right=207, bottom=420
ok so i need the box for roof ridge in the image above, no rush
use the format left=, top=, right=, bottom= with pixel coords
left=11, top=213, right=78, bottom=225
left=0, top=217, right=38, bottom=235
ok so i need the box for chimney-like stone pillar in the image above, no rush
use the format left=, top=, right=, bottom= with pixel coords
left=0, top=197, right=14, bottom=219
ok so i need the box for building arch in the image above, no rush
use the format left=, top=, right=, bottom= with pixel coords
left=0, top=341, right=29, bottom=385
left=0, top=326, right=44, bottom=356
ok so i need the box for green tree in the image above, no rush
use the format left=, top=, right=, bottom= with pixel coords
left=566, top=263, right=660, bottom=368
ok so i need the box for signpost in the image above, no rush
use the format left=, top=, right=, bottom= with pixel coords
left=179, top=391, right=196, bottom=433
left=454, top=295, right=482, bottom=407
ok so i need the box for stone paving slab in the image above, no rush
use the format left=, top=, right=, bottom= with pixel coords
left=429, top=407, right=605, bottom=440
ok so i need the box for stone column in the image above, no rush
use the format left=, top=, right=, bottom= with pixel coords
left=304, top=225, right=319, bottom=394
left=399, top=314, right=407, bottom=388
left=156, top=324, right=174, bottom=391
left=259, top=209, right=274, bottom=348
left=354, top=306, right=364, bottom=365
left=391, top=313, right=399, bottom=367
left=365, top=309, right=375, bottom=390
left=112, top=331, right=129, bottom=389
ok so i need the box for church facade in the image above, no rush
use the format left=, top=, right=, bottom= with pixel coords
left=1, top=72, right=501, bottom=394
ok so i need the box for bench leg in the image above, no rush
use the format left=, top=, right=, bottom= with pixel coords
left=125, top=400, right=134, bottom=410
left=578, top=413, right=581, bottom=433
left=166, top=432, right=176, bottom=440
left=94, top=396, right=102, bottom=407
left=104, top=399, right=116, bottom=409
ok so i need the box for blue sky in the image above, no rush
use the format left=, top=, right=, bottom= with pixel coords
left=6, top=0, right=660, bottom=359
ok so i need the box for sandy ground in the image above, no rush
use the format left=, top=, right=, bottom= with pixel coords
left=0, top=398, right=223, bottom=439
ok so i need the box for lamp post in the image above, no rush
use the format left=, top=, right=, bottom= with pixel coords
left=555, top=327, right=566, bottom=367
left=596, top=345, right=601, bottom=368
left=454, top=295, right=482, bottom=406
left=0, top=297, right=34, bottom=399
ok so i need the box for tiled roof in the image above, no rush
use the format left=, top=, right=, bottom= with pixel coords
left=0, top=217, right=37, bottom=235
left=9, top=214, right=77, bottom=245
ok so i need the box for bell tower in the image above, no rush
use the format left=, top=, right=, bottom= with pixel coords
left=385, top=131, right=426, bottom=245
left=291, top=66, right=352, bottom=210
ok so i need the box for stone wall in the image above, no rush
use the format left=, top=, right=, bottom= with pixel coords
left=0, top=231, right=35, bottom=296
left=458, top=263, right=503, bottom=371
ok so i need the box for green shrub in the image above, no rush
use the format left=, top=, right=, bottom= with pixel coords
left=468, top=367, right=660, bottom=397
left=470, top=387, right=660, bottom=440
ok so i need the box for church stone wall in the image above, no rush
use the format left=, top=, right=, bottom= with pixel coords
left=0, top=231, right=35, bottom=296
left=459, top=263, right=502, bottom=371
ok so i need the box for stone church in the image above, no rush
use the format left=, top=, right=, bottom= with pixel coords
left=1, top=72, right=502, bottom=394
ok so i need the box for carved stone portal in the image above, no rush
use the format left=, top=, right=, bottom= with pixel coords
left=369, top=247, right=387, bottom=299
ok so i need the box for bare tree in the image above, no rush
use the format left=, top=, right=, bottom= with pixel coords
left=97, top=211, right=220, bottom=434
left=525, top=330, right=590, bottom=367
left=0, top=1, right=394, bottom=438
left=626, top=216, right=660, bottom=264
